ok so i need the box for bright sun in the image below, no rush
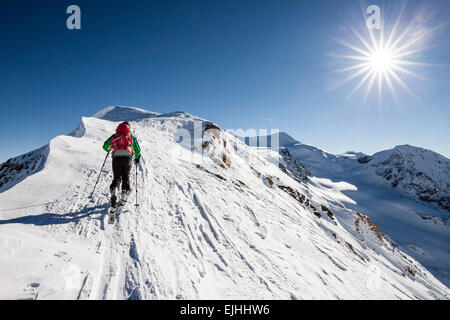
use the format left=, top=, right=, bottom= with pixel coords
left=329, top=4, right=440, bottom=104
left=369, top=49, right=395, bottom=72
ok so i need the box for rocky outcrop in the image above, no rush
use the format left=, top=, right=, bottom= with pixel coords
left=202, top=123, right=232, bottom=169
left=279, top=148, right=310, bottom=182
left=355, top=213, right=384, bottom=242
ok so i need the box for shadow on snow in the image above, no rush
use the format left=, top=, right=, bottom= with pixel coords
left=0, top=204, right=108, bottom=226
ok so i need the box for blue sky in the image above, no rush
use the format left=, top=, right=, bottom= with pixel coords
left=1, top=0, right=449, bottom=162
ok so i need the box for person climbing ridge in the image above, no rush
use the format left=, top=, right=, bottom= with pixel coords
left=103, top=121, right=141, bottom=215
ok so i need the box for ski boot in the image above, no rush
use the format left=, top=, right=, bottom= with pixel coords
left=121, top=189, right=131, bottom=203
left=108, top=188, right=118, bottom=224
left=110, top=187, right=118, bottom=210
left=116, top=189, right=131, bottom=216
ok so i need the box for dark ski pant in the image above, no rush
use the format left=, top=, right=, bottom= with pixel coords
left=110, top=157, right=132, bottom=192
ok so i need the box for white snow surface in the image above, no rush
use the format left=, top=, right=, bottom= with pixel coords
left=0, top=106, right=449, bottom=300
left=278, top=139, right=450, bottom=288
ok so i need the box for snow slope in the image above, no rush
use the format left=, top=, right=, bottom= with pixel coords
left=267, top=135, right=450, bottom=288
left=0, top=106, right=448, bottom=300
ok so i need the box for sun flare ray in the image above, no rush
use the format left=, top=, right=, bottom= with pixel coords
left=330, top=4, right=440, bottom=103
left=346, top=68, right=375, bottom=102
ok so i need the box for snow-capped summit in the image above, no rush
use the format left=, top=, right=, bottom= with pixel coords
left=93, top=105, right=160, bottom=121
left=0, top=106, right=449, bottom=299
left=367, top=145, right=450, bottom=212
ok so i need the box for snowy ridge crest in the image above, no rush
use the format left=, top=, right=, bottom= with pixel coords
left=93, top=105, right=160, bottom=122
left=0, top=106, right=449, bottom=299
left=0, top=145, right=49, bottom=193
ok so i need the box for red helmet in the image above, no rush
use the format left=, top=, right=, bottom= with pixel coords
left=116, top=121, right=130, bottom=134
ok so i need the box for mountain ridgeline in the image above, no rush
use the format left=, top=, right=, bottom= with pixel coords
left=0, top=105, right=448, bottom=299
left=248, top=132, right=450, bottom=213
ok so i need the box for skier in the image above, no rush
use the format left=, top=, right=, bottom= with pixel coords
left=103, top=121, right=141, bottom=209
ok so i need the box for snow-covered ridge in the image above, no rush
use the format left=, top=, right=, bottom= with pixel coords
left=92, top=105, right=200, bottom=124
left=267, top=137, right=449, bottom=213
left=367, top=145, right=450, bottom=212
left=0, top=106, right=449, bottom=299
left=92, top=105, right=160, bottom=121
left=0, top=145, right=49, bottom=193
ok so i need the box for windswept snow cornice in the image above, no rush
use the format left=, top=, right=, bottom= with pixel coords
left=92, top=105, right=160, bottom=122
left=92, top=105, right=205, bottom=124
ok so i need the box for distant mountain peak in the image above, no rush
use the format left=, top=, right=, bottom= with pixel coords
left=240, top=131, right=300, bottom=148
left=369, top=144, right=450, bottom=212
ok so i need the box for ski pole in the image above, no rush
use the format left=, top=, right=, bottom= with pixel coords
left=135, top=161, right=140, bottom=207
left=90, top=150, right=110, bottom=198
